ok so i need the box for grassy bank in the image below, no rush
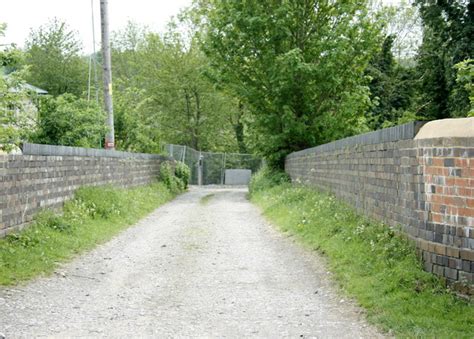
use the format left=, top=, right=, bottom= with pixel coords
left=0, top=182, right=175, bottom=285
left=250, top=168, right=473, bottom=338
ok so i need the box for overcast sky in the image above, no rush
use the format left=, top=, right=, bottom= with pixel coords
left=0, top=0, right=192, bottom=52
left=1, top=0, right=401, bottom=53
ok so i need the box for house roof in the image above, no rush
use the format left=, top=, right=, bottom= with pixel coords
left=3, top=73, right=48, bottom=95
left=21, top=83, right=48, bottom=95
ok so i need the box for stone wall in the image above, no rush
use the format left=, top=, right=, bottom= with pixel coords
left=0, top=143, right=170, bottom=237
left=285, top=122, right=474, bottom=288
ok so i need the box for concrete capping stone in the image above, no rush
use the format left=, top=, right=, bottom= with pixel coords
left=415, top=137, right=474, bottom=148
left=21, top=143, right=172, bottom=161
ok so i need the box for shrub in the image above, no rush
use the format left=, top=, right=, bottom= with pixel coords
left=249, top=165, right=290, bottom=196
left=175, top=162, right=191, bottom=189
left=159, top=161, right=189, bottom=193
left=159, top=162, right=175, bottom=189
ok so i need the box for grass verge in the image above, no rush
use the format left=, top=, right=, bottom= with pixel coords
left=0, top=182, right=175, bottom=285
left=249, top=168, right=473, bottom=338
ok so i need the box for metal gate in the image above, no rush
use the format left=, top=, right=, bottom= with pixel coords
left=164, top=144, right=263, bottom=185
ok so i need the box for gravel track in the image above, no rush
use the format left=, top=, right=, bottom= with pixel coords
left=0, top=187, right=384, bottom=338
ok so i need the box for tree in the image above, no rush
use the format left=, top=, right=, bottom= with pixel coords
left=454, top=59, right=474, bottom=116
left=110, top=20, right=241, bottom=153
left=31, top=94, right=107, bottom=147
left=113, top=82, right=161, bottom=153
left=203, top=0, right=382, bottom=167
left=24, top=18, right=88, bottom=97
left=365, top=35, right=418, bottom=129
left=415, top=0, right=473, bottom=119
left=0, top=23, right=33, bottom=152
left=382, top=0, right=422, bottom=63
left=146, top=31, right=238, bottom=151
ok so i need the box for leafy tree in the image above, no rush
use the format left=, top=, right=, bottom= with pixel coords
left=0, top=23, right=33, bottom=152
left=203, top=0, right=382, bottom=167
left=415, top=0, right=473, bottom=119
left=382, top=0, right=422, bottom=63
left=31, top=94, right=107, bottom=147
left=113, top=82, right=161, bottom=153
left=24, top=18, right=88, bottom=97
left=454, top=59, right=474, bottom=116
left=111, top=20, right=240, bottom=153
left=147, top=31, right=238, bottom=151
left=365, top=35, right=418, bottom=129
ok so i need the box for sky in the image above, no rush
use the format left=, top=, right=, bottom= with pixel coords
left=1, top=0, right=401, bottom=53
left=0, top=0, right=192, bottom=52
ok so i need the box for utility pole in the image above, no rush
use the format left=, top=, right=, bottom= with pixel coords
left=100, top=0, right=115, bottom=149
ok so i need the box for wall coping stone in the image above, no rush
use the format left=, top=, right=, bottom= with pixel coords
left=287, top=121, right=426, bottom=159
left=21, top=143, right=172, bottom=161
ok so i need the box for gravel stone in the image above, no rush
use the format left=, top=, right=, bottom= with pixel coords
left=0, top=187, right=385, bottom=337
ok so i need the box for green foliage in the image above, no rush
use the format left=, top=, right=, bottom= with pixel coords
left=250, top=174, right=474, bottom=337
left=30, top=93, right=107, bottom=147
left=159, top=162, right=188, bottom=193
left=414, top=1, right=473, bottom=119
left=248, top=165, right=290, bottom=197
left=74, top=186, right=125, bottom=219
left=113, top=83, right=161, bottom=153
left=159, top=162, right=175, bottom=189
left=0, top=24, right=34, bottom=152
left=24, top=18, right=88, bottom=97
left=203, top=0, right=383, bottom=167
left=365, top=35, right=418, bottom=129
left=454, top=59, right=474, bottom=116
left=175, top=162, right=191, bottom=189
left=0, top=182, right=174, bottom=285
left=111, top=21, right=241, bottom=153
left=35, top=210, right=73, bottom=233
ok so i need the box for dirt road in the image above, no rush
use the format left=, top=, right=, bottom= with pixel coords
left=0, top=187, right=383, bottom=337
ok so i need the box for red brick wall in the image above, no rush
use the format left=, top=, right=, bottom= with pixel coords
left=418, top=140, right=474, bottom=288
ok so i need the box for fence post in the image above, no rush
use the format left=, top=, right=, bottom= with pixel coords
left=220, top=152, right=227, bottom=185
left=198, top=151, right=203, bottom=186
left=182, top=145, right=186, bottom=163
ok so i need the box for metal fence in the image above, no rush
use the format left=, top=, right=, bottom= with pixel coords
left=164, top=144, right=263, bottom=185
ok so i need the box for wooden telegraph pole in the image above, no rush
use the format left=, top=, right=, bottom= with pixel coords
left=100, top=0, right=115, bottom=149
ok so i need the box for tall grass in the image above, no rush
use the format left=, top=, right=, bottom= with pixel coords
left=250, top=167, right=473, bottom=338
left=0, top=182, right=174, bottom=285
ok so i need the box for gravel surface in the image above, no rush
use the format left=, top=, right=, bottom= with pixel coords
left=0, top=187, right=384, bottom=338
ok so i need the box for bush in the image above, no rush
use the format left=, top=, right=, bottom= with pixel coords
left=159, top=162, right=174, bottom=188
left=159, top=161, right=190, bottom=193
left=249, top=165, right=290, bottom=196
left=30, top=94, right=107, bottom=148
left=175, top=162, right=191, bottom=189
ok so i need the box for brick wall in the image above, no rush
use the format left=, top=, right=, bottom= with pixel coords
left=285, top=123, right=473, bottom=289
left=0, top=144, right=170, bottom=237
